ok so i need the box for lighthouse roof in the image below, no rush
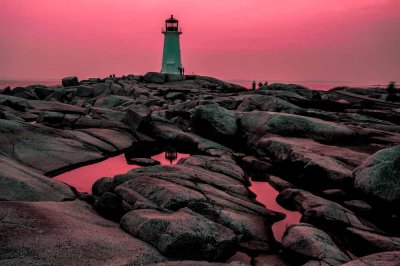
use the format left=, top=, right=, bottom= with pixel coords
left=166, top=15, right=178, bottom=22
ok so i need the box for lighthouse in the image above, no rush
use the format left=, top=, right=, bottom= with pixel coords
left=161, top=15, right=183, bottom=75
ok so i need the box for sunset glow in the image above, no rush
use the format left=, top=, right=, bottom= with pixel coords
left=1, top=0, right=399, bottom=83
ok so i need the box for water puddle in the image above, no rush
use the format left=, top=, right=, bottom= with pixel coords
left=249, top=178, right=302, bottom=242
left=54, top=151, right=189, bottom=193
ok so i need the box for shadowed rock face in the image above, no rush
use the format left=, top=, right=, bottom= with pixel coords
left=0, top=201, right=166, bottom=266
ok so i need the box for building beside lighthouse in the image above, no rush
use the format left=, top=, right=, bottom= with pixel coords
left=161, top=15, right=183, bottom=75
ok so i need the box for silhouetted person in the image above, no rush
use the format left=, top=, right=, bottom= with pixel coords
left=252, top=81, right=256, bottom=90
left=182, top=68, right=185, bottom=76
left=258, top=82, right=263, bottom=88
left=264, top=81, right=268, bottom=86
left=386, top=81, right=398, bottom=102
left=178, top=67, right=183, bottom=76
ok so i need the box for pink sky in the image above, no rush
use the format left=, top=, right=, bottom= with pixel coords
left=1, top=0, right=399, bottom=83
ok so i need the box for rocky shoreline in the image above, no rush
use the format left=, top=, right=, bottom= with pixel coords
left=1, top=73, right=400, bottom=265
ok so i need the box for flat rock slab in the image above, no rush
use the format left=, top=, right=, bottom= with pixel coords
left=0, top=155, right=74, bottom=201
left=341, top=251, right=400, bottom=266
left=0, top=200, right=166, bottom=266
left=0, top=119, right=135, bottom=174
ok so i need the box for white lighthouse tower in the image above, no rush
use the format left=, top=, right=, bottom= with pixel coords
left=161, top=15, right=183, bottom=75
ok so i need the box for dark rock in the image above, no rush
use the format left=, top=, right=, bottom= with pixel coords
left=254, top=254, right=290, bottom=266
left=94, top=192, right=124, bottom=221
left=37, top=111, right=64, bottom=124
left=124, top=106, right=151, bottom=131
left=127, top=157, right=160, bottom=166
left=144, top=72, right=166, bottom=84
left=282, top=223, right=351, bottom=265
left=341, top=251, right=400, bottom=266
left=165, top=92, right=186, bottom=101
left=277, top=189, right=379, bottom=232
left=241, top=156, right=273, bottom=172
left=240, top=112, right=356, bottom=144
left=322, top=189, right=347, bottom=201
left=92, top=177, right=114, bottom=196
left=268, top=175, right=296, bottom=192
left=0, top=201, right=166, bottom=265
left=237, top=94, right=304, bottom=114
left=165, top=73, right=184, bottom=82
left=121, top=207, right=237, bottom=260
left=76, top=85, right=94, bottom=97
left=354, top=146, right=400, bottom=206
left=62, top=76, right=79, bottom=87
left=0, top=155, right=75, bottom=201
left=345, top=227, right=400, bottom=257
left=343, top=200, right=372, bottom=213
left=192, top=104, right=238, bottom=143
left=262, top=83, right=320, bottom=100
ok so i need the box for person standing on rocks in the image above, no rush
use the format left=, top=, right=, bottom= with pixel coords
left=386, top=81, right=398, bottom=102
left=252, top=80, right=256, bottom=90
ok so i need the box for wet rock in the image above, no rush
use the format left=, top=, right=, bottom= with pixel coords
left=0, top=201, right=166, bottom=265
left=127, top=157, right=161, bottom=166
left=0, top=155, right=75, bottom=201
left=120, top=207, right=236, bottom=260
left=92, top=177, right=114, bottom=196
left=192, top=104, right=238, bottom=143
left=341, top=251, right=400, bottom=266
left=144, top=72, right=165, bottom=84
left=354, top=146, right=400, bottom=206
left=282, top=223, right=351, bottom=265
left=345, top=227, right=400, bottom=256
left=62, top=76, right=79, bottom=87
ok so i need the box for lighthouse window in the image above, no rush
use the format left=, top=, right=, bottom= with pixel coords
left=167, top=60, right=174, bottom=64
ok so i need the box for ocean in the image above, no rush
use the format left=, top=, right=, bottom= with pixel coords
left=0, top=79, right=379, bottom=92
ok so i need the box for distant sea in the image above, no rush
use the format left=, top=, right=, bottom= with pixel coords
left=0, top=78, right=381, bottom=92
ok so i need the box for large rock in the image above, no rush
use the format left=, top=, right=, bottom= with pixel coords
left=192, top=104, right=238, bottom=143
left=121, top=208, right=237, bottom=260
left=143, top=72, right=166, bottom=84
left=262, top=83, right=320, bottom=100
left=277, top=189, right=378, bottom=233
left=237, top=95, right=304, bottom=114
left=62, top=76, right=79, bottom=87
left=345, top=227, right=400, bottom=256
left=0, top=155, right=75, bottom=201
left=239, top=112, right=356, bottom=144
left=258, top=137, right=367, bottom=187
left=354, top=146, right=400, bottom=206
left=124, top=106, right=150, bottom=131
left=0, top=119, right=135, bottom=174
left=282, top=223, right=351, bottom=265
left=0, top=201, right=166, bottom=265
left=341, top=251, right=400, bottom=266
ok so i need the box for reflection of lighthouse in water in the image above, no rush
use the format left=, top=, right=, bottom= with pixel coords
left=165, top=146, right=178, bottom=164
left=161, top=15, right=183, bottom=75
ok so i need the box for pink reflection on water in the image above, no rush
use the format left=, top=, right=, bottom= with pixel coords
left=54, top=152, right=189, bottom=194
left=249, top=178, right=301, bottom=242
